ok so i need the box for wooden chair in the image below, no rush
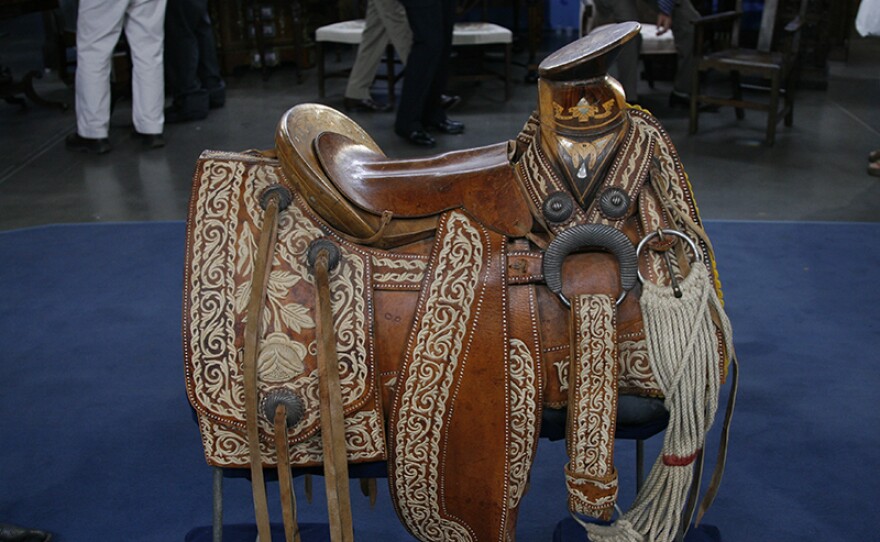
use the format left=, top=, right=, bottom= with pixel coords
left=315, top=0, right=512, bottom=103
left=448, top=21, right=513, bottom=101
left=689, top=0, right=809, bottom=145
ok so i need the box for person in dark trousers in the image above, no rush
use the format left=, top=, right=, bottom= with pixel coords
left=343, top=0, right=461, bottom=114
left=164, top=0, right=226, bottom=123
left=592, top=0, right=699, bottom=106
left=394, top=0, right=463, bottom=147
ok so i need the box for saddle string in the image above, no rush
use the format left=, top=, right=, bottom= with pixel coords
left=695, top=355, right=739, bottom=525
left=274, top=405, right=302, bottom=542
left=333, top=210, right=393, bottom=246
left=648, top=157, right=716, bottom=266
left=312, top=245, right=356, bottom=542
left=242, top=193, right=284, bottom=542
left=679, top=447, right=706, bottom=540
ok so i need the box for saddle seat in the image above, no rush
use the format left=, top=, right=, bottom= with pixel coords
left=275, top=104, right=533, bottom=247
left=314, top=131, right=533, bottom=238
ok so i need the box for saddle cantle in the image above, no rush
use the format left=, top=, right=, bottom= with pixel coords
left=274, top=103, right=438, bottom=247
left=184, top=22, right=736, bottom=542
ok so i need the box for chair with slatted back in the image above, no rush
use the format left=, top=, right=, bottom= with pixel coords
left=689, top=0, right=809, bottom=145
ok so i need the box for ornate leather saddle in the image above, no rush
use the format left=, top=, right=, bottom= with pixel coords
left=184, top=23, right=735, bottom=542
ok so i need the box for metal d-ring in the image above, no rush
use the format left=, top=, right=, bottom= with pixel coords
left=635, top=228, right=700, bottom=289
left=542, top=224, right=638, bottom=308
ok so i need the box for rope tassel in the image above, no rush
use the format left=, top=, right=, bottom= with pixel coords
left=586, top=267, right=733, bottom=542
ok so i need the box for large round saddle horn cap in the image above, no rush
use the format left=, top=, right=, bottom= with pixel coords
left=539, top=22, right=640, bottom=81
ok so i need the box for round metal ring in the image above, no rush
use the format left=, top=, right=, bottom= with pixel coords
left=542, top=224, right=638, bottom=308
left=635, top=228, right=700, bottom=284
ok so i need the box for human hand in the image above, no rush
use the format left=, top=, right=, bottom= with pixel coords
left=656, top=13, right=672, bottom=35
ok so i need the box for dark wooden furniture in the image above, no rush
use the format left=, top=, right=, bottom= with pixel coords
left=689, top=0, right=809, bottom=145
left=208, top=0, right=314, bottom=79
left=0, top=0, right=67, bottom=109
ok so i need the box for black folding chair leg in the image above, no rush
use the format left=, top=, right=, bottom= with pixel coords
left=213, top=467, right=223, bottom=542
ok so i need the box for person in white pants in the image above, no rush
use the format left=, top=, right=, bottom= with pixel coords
left=66, top=0, right=167, bottom=154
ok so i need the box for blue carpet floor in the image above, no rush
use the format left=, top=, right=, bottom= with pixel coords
left=1, top=221, right=878, bottom=541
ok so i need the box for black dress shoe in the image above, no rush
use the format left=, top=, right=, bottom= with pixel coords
left=397, top=129, right=436, bottom=147
left=206, top=81, right=226, bottom=109
left=343, top=97, right=392, bottom=113
left=440, top=94, right=461, bottom=110
left=0, top=522, right=52, bottom=542
left=165, top=105, right=208, bottom=124
left=133, top=131, right=165, bottom=149
left=430, top=119, right=465, bottom=135
left=65, top=133, right=111, bottom=154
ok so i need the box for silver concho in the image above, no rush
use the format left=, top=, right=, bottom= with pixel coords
left=261, top=388, right=306, bottom=428
left=542, top=191, right=575, bottom=224
left=599, top=187, right=630, bottom=219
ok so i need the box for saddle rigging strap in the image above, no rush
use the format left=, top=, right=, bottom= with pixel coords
left=388, top=211, right=519, bottom=542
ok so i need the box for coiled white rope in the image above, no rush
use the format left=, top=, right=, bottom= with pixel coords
left=585, top=266, right=733, bottom=542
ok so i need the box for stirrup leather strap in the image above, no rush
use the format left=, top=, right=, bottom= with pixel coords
left=565, top=293, right=620, bottom=521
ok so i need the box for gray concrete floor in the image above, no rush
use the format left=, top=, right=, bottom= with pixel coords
left=2, top=15, right=879, bottom=231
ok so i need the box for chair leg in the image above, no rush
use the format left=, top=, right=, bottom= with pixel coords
left=213, top=467, right=223, bottom=542
left=784, top=84, right=794, bottom=127
left=643, top=56, right=656, bottom=89
left=317, top=42, right=326, bottom=98
left=766, top=71, right=781, bottom=146
left=385, top=44, right=396, bottom=105
left=689, top=69, right=700, bottom=134
left=731, top=70, right=745, bottom=120
left=504, top=43, right=511, bottom=102
left=636, top=439, right=646, bottom=493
